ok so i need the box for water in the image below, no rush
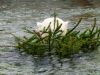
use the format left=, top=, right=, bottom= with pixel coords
left=0, top=0, right=100, bottom=75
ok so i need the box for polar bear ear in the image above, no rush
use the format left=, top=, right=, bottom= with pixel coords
left=64, top=21, right=69, bottom=25
left=37, top=22, right=42, bottom=26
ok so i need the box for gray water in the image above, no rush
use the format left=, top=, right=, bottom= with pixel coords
left=0, top=0, right=100, bottom=75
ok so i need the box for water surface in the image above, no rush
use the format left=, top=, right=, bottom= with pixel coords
left=0, top=0, right=100, bottom=75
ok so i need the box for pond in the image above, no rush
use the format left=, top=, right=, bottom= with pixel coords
left=0, top=0, right=100, bottom=75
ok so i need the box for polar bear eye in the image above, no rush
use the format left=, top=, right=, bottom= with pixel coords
left=59, top=30, right=63, bottom=32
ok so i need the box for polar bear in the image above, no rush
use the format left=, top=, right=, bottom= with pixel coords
left=36, top=17, right=69, bottom=36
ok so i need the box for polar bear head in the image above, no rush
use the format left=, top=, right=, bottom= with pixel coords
left=36, top=17, right=69, bottom=36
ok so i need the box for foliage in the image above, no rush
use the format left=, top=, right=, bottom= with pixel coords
left=14, top=17, right=100, bottom=59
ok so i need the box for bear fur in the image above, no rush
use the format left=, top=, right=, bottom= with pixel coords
left=36, top=17, right=69, bottom=36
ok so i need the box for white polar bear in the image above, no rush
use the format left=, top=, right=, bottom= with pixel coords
left=36, top=17, right=69, bottom=36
